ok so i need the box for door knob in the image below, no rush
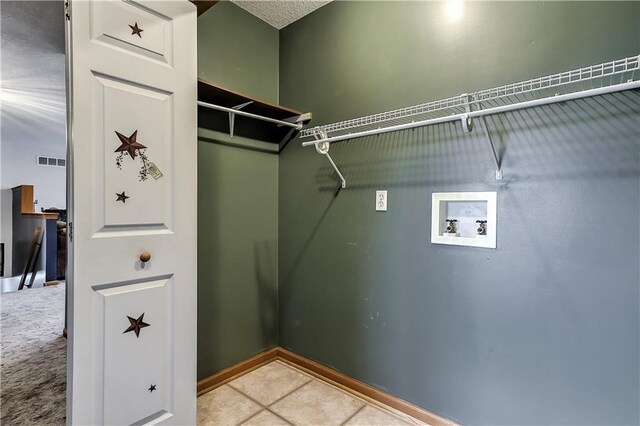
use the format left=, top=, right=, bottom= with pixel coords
left=139, top=251, right=151, bottom=263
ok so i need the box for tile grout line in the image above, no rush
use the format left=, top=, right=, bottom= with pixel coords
left=264, top=407, right=296, bottom=426
left=271, top=362, right=375, bottom=425
left=223, top=380, right=411, bottom=426
left=219, top=386, right=267, bottom=426
left=233, top=406, right=294, bottom=426
left=277, top=360, right=418, bottom=425
left=233, top=408, right=265, bottom=426
left=227, top=384, right=271, bottom=409
left=338, top=403, right=367, bottom=426
left=267, top=377, right=314, bottom=407
left=228, top=378, right=311, bottom=426
left=226, top=372, right=313, bottom=410
left=211, top=361, right=420, bottom=426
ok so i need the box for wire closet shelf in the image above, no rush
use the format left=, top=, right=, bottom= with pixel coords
left=299, top=54, right=640, bottom=186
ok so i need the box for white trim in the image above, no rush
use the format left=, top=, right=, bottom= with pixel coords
left=431, top=192, right=497, bottom=249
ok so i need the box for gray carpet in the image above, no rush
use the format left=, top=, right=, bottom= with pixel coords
left=1, top=284, right=66, bottom=425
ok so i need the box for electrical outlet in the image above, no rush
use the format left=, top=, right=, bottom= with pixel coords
left=376, top=190, right=387, bottom=211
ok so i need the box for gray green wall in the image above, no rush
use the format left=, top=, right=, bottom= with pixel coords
left=198, top=1, right=279, bottom=103
left=197, top=3, right=279, bottom=379
left=278, top=2, right=640, bottom=424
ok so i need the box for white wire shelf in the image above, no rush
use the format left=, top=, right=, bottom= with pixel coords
left=300, top=54, right=640, bottom=187
left=300, top=55, right=640, bottom=140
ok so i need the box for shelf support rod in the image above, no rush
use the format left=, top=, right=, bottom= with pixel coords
left=461, top=94, right=473, bottom=133
left=479, top=113, right=503, bottom=180
left=229, top=101, right=253, bottom=137
left=471, top=97, right=503, bottom=180
left=325, top=151, right=346, bottom=189
left=198, top=100, right=304, bottom=130
left=315, top=133, right=346, bottom=189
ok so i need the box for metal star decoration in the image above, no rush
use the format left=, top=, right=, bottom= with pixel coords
left=114, top=130, right=152, bottom=181
left=148, top=384, right=157, bottom=392
left=114, top=130, right=147, bottom=160
left=129, top=22, right=143, bottom=38
left=123, top=313, right=150, bottom=338
left=116, top=191, right=129, bottom=203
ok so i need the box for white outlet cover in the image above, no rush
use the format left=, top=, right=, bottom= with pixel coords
left=376, top=190, right=387, bottom=211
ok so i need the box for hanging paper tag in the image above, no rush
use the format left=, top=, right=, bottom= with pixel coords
left=147, top=163, right=163, bottom=180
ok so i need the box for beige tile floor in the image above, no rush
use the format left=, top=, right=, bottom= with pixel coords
left=198, top=360, right=426, bottom=426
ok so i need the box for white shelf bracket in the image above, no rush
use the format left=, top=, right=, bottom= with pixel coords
left=462, top=95, right=503, bottom=180
left=314, top=132, right=346, bottom=189
left=228, top=101, right=253, bottom=137
left=476, top=103, right=503, bottom=181
left=461, top=94, right=473, bottom=133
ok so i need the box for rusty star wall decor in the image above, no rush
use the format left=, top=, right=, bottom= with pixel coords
left=116, top=191, right=129, bottom=203
left=123, top=313, right=150, bottom=338
left=129, top=22, right=143, bottom=38
left=148, top=384, right=156, bottom=393
left=114, top=130, right=152, bottom=181
left=115, top=130, right=146, bottom=160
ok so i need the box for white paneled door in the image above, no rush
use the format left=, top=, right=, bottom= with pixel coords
left=65, top=1, right=197, bottom=424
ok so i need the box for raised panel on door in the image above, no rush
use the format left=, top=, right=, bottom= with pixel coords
left=90, top=0, right=173, bottom=65
left=91, top=73, right=174, bottom=232
left=94, top=277, right=174, bottom=425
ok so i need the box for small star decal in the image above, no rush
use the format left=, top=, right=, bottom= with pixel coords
left=123, top=313, right=150, bottom=338
left=129, top=22, right=143, bottom=38
left=115, top=130, right=147, bottom=160
left=148, top=384, right=156, bottom=392
left=116, top=191, right=129, bottom=203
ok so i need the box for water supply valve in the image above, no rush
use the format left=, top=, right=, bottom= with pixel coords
left=476, top=220, right=487, bottom=236
left=445, top=219, right=458, bottom=234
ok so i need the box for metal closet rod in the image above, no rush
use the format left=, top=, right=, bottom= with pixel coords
left=197, top=100, right=303, bottom=130
left=302, top=79, right=640, bottom=147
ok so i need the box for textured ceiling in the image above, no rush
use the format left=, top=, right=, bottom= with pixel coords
left=230, top=0, right=332, bottom=29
